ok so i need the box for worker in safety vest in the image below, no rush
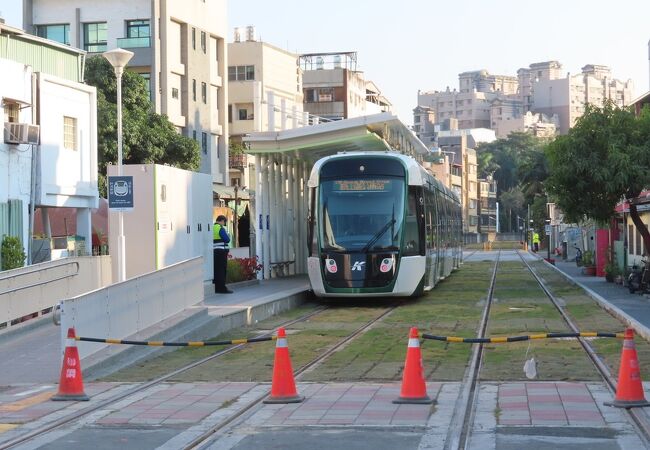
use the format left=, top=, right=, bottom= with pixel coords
left=532, top=232, right=540, bottom=252
left=213, top=215, right=232, bottom=293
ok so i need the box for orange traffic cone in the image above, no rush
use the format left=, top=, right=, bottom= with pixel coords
left=394, top=327, right=434, bottom=404
left=52, top=328, right=89, bottom=401
left=605, top=328, right=650, bottom=408
left=264, top=327, right=304, bottom=404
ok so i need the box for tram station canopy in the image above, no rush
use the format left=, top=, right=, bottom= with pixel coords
left=244, top=112, right=429, bottom=161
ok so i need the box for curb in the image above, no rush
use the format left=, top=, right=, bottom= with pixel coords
left=541, top=257, right=650, bottom=343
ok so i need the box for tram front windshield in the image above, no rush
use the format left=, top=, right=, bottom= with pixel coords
left=319, top=178, right=405, bottom=252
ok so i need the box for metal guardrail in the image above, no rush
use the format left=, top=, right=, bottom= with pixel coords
left=0, top=261, right=79, bottom=296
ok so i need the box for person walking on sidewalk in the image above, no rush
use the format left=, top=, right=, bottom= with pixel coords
left=213, top=215, right=232, bottom=294
left=532, top=232, right=540, bottom=252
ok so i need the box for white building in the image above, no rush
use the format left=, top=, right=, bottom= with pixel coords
left=1, top=22, right=97, bottom=264
left=227, top=27, right=306, bottom=189
left=23, top=0, right=229, bottom=185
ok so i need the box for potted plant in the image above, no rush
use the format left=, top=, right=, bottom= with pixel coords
left=582, top=251, right=596, bottom=276
left=604, top=262, right=620, bottom=282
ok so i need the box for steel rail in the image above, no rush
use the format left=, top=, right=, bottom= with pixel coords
left=445, top=250, right=501, bottom=450
left=520, top=253, right=650, bottom=446
left=0, top=306, right=328, bottom=449
left=186, top=304, right=400, bottom=450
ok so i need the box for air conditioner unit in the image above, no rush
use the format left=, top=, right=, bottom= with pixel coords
left=3, top=122, right=40, bottom=145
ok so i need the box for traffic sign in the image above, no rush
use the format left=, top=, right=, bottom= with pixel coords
left=545, top=224, right=551, bottom=235
left=108, top=176, right=134, bottom=211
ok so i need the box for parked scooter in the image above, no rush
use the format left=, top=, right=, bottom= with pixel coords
left=628, top=257, right=650, bottom=294
left=574, top=246, right=583, bottom=267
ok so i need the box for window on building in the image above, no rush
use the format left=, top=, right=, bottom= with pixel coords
left=192, top=130, right=197, bottom=141
left=172, top=88, right=179, bottom=99
left=126, top=19, right=149, bottom=38
left=228, top=65, right=255, bottom=81
left=200, top=31, right=206, bottom=53
left=140, top=73, right=151, bottom=99
left=469, top=199, right=477, bottom=209
left=469, top=216, right=478, bottom=226
left=35, top=24, right=70, bottom=45
left=83, top=22, right=107, bottom=52
left=228, top=105, right=232, bottom=123
left=202, top=132, right=208, bottom=154
left=192, top=79, right=196, bottom=101
left=201, top=82, right=207, bottom=103
left=238, top=108, right=249, bottom=120
left=63, top=116, right=77, bottom=151
left=4, top=102, right=19, bottom=123
left=304, top=88, right=334, bottom=103
left=192, top=28, right=196, bottom=50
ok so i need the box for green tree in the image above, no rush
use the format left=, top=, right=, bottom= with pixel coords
left=1, top=236, right=26, bottom=270
left=546, top=101, right=650, bottom=249
left=477, top=132, right=547, bottom=197
left=85, top=56, right=200, bottom=196
left=500, top=187, right=525, bottom=232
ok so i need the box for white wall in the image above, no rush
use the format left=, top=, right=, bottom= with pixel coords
left=37, top=73, right=98, bottom=209
left=107, top=164, right=213, bottom=281
left=0, top=60, right=34, bottom=248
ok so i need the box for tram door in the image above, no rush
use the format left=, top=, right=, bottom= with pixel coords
left=427, top=189, right=440, bottom=285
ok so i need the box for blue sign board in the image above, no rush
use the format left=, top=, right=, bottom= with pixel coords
left=108, top=176, right=134, bottom=211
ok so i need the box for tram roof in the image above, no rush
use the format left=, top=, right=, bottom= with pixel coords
left=243, top=112, right=429, bottom=162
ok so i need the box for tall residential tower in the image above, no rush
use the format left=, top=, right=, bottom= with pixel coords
left=24, top=0, right=229, bottom=185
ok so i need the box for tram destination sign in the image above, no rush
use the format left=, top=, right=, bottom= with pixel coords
left=333, top=179, right=391, bottom=192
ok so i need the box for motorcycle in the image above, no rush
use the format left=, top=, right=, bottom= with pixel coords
left=628, top=258, right=650, bottom=294
left=574, top=246, right=583, bottom=267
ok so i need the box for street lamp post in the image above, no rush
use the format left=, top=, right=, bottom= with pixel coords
left=545, top=219, right=551, bottom=261
left=103, top=48, right=134, bottom=282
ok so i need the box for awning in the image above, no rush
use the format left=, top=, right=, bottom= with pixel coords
left=3, top=97, right=31, bottom=108
left=213, top=184, right=250, bottom=200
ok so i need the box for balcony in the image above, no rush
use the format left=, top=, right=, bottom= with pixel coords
left=117, top=36, right=151, bottom=48
left=229, top=153, right=246, bottom=170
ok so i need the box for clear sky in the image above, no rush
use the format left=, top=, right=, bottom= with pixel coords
left=3, top=0, right=649, bottom=125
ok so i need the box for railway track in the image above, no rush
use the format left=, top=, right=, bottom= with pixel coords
left=443, top=250, right=650, bottom=450
left=1, top=302, right=400, bottom=449
left=186, top=304, right=399, bottom=449
left=0, top=307, right=328, bottom=449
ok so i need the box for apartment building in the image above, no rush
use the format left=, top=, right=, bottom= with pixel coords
left=227, top=26, right=306, bottom=191
left=521, top=61, right=634, bottom=134
left=300, top=52, right=391, bottom=121
left=478, top=176, right=498, bottom=241
left=23, top=0, right=229, bottom=183
left=418, top=61, right=633, bottom=136
left=436, top=133, right=478, bottom=237
left=1, top=22, right=97, bottom=262
left=418, top=70, right=517, bottom=130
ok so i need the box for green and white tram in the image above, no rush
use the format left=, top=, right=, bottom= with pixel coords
left=307, top=151, right=462, bottom=298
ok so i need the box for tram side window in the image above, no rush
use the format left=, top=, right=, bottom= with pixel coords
left=424, top=189, right=435, bottom=250
left=404, top=187, right=424, bottom=256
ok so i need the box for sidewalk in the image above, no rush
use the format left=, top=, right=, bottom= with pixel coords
left=549, top=258, right=650, bottom=337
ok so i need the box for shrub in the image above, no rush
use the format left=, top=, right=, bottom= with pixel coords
left=1, top=235, right=26, bottom=270
left=226, top=255, right=262, bottom=283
